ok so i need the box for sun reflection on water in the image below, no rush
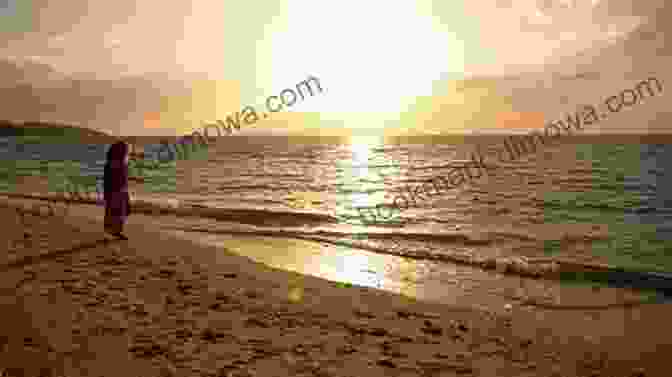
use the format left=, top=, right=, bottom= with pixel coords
left=348, top=136, right=380, bottom=211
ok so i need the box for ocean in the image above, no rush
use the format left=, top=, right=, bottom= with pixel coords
left=2, top=134, right=672, bottom=308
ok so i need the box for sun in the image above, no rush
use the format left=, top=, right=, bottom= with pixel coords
left=257, top=0, right=460, bottom=132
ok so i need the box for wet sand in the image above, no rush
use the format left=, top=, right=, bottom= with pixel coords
left=1, top=197, right=672, bottom=377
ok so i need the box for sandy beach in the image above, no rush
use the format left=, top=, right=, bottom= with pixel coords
left=0, top=197, right=670, bottom=377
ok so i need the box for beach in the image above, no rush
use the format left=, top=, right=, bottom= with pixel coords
left=1, top=195, right=671, bottom=377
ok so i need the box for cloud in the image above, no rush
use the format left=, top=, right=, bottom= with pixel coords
left=0, top=0, right=665, bottom=136
left=0, top=58, right=187, bottom=135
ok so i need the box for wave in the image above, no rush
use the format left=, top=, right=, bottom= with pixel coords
left=160, top=224, right=672, bottom=297
left=4, top=190, right=672, bottom=298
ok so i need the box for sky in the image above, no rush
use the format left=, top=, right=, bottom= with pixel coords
left=0, top=0, right=667, bottom=138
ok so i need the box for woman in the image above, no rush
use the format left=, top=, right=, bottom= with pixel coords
left=103, top=141, right=131, bottom=240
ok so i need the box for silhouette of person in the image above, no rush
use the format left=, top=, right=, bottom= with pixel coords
left=103, top=141, right=131, bottom=240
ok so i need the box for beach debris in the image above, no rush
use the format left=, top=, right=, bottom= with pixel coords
left=416, top=360, right=474, bottom=374
left=345, top=322, right=368, bottom=335
left=354, top=308, right=375, bottom=318
left=491, top=336, right=508, bottom=346
left=174, top=328, right=193, bottom=340
left=518, top=362, right=537, bottom=370
left=201, top=328, right=219, bottom=342
left=292, top=344, right=308, bottom=355
left=215, top=291, right=233, bottom=302
left=396, top=309, right=412, bottom=319
left=131, top=302, right=149, bottom=316
left=208, top=301, right=229, bottom=311
left=416, top=359, right=447, bottom=370
left=450, top=364, right=475, bottom=374
left=421, top=320, right=444, bottom=336
left=244, top=317, right=271, bottom=328
left=376, top=357, right=397, bottom=368
left=455, top=351, right=470, bottom=360
left=177, top=282, right=193, bottom=295
left=398, top=335, right=414, bottom=343
left=157, top=268, right=176, bottom=277
left=244, top=289, right=262, bottom=299
left=380, top=341, right=405, bottom=357
left=230, top=370, right=255, bottom=377
left=128, top=342, right=168, bottom=358
left=337, top=344, right=357, bottom=355
left=386, top=349, right=406, bottom=358
left=422, top=326, right=443, bottom=336
left=418, top=335, right=441, bottom=344
left=395, top=310, right=441, bottom=320
left=369, top=327, right=388, bottom=336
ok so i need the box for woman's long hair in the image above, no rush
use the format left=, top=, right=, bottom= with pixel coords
left=104, top=141, right=129, bottom=194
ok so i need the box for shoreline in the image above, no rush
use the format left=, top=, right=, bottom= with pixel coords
left=1, top=196, right=672, bottom=376
left=3, top=191, right=672, bottom=301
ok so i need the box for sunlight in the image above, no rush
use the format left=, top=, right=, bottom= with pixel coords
left=349, top=135, right=384, bottom=181
left=259, top=0, right=456, bottom=124
left=349, top=135, right=384, bottom=154
left=347, top=135, right=385, bottom=220
left=211, top=237, right=403, bottom=292
left=287, top=135, right=383, bottom=212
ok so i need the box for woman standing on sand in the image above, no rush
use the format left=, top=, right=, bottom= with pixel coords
left=103, top=141, right=131, bottom=240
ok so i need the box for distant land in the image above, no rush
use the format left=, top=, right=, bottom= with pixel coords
left=0, top=120, right=118, bottom=144
left=2, top=120, right=672, bottom=148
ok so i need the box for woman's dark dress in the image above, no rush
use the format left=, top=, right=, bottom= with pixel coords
left=103, top=145, right=130, bottom=235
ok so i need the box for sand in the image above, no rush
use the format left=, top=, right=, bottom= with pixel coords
left=0, top=198, right=671, bottom=377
